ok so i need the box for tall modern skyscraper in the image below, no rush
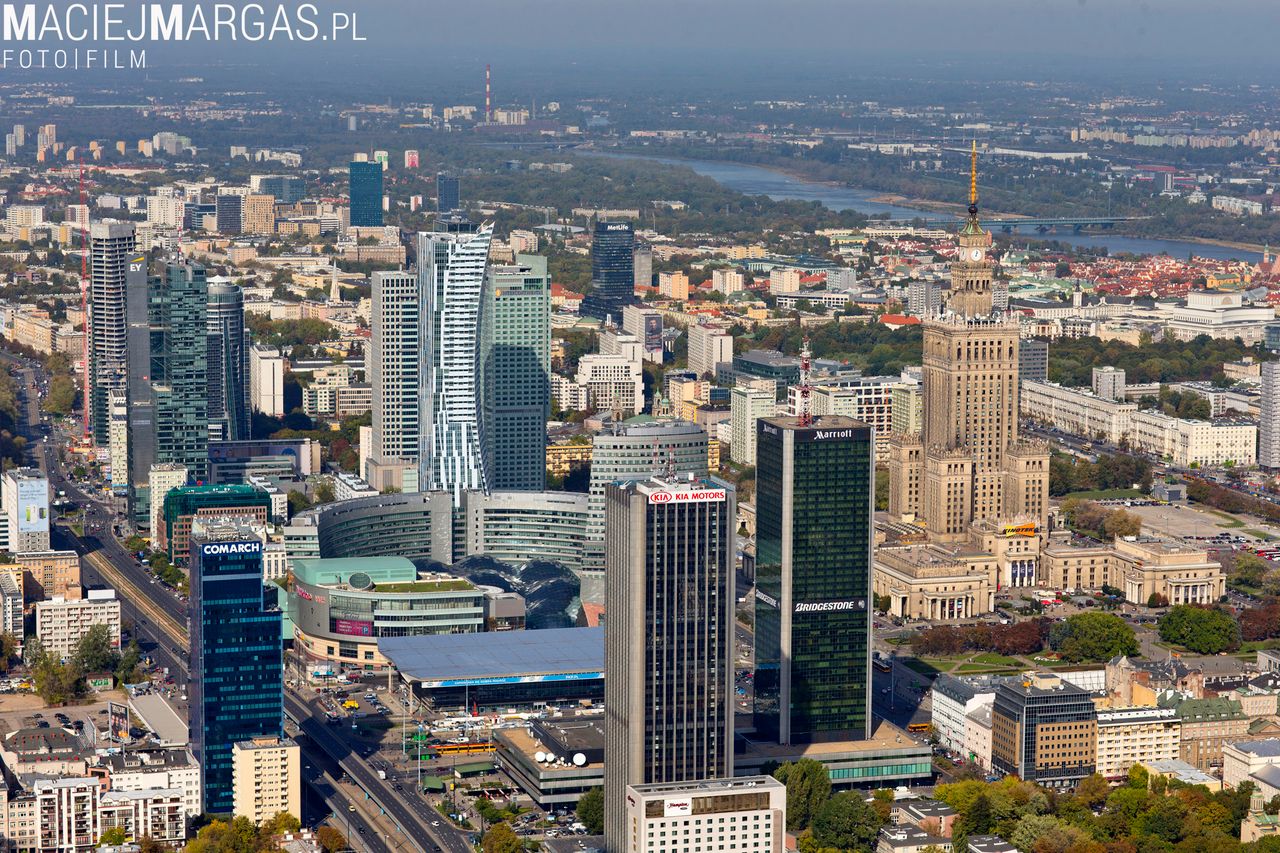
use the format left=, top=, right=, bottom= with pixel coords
left=90, top=222, right=137, bottom=445
left=349, top=161, right=383, bottom=228
left=437, top=172, right=460, bottom=213
left=370, top=270, right=421, bottom=467
left=753, top=416, right=874, bottom=745
left=418, top=223, right=494, bottom=498
left=481, top=255, right=550, bottom=491
left=147, top=260, right=210, bottom=490
left=215, top=194, right=243, bottom=236
left=585, top=419, right=709, bottom=572
left=189, top=524, right=282, bottom=815
left=580, top=221, right=635, bottom=322
left=207, top=280, right=250, bottom=442
left=125, top=252, right=156, bottom=521
left=604, top=475, right=736, bottom=851
left=1262, top=362, right=1280, bottom=469
left=887, top=146, right=1049, bottom=541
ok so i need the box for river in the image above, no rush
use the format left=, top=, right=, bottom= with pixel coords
left=587, top=151, right=1261, bottom=263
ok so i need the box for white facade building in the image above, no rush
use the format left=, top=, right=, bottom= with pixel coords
left=930, top=675, right=999, bottom=755
left=249, top=344, right=285, bottom=417
left=622, top=777, right=786, bottom=853
left=1166, top=291, right=1275, bottom=344
left=369, top=270, right=421, bottom=466
left=1095, top=707, right=1181, bottom=781
left=35, top=589, right=121, bottom=661
left=1092, top=366, right=1126, bottom=401
left=768, top=268, right=802, bottom=294
left=688, top=323, right=734, bottom=379
left=808, top=377, right=900, bottom=461
left=572, top=354, right=645, bottom=416
left=99, top=747, right=203, bottom=819
left=1261, top=362, right=1280, bottom=469
left=1020, top=380, right=1138, bottom=445
left=730, top=386, right=777, bottom=466
left=712, top=268, right=745, bottom=295
left=1129, top=411, right=1257, bottom=468
left=148, top=464, right=189, bottom=540
left=2, top=467, right=50, bottom=554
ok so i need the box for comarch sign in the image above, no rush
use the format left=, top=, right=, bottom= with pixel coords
left=200, top=541, right=263, bottom=557
left=794, top=599, right=867, bottom=614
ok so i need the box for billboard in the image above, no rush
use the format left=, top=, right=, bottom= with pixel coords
left=108, top=702, right=130, bottom=743
left=647, top=488, right=726, bottom=505
left=332, top=619, right=373, bottom=637
left=199, top=540, right=263, bottom=557
left=420, top=670, right=603, bottom=690
left=16, top=478, right=49, bottom=534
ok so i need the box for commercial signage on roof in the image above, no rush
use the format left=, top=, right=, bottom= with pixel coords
left=794, top=599, right=866, bottom=614
left=648, top=488, right=725, bottom=505
left=200, top=540, right=262, bottom=557
left=419, top=670, right=603, bottom=689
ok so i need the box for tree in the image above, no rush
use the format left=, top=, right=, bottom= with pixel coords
left=1074, top=773, right=1111, bottom=810
left=811, top=792, right=884, bottom=851
left=74, top=623, right=120, bottom=673
left=99, top=827, right=128, bottom=847
left=773, top=758, right=832, bottom=831
left=260, top=812, right=301, bottom=836
left=956, top=792, right=995, bottom=836
left=481, top=822, right=522, bottom=853
left=1051, top=612, right=1138, bottom=662
left=577, top=787, right=604, bottom=835
left=1234, top=552, right=1269, bottom=587
left=315, top=826, right=347, bottom=853
left=1158, top=605, right=1241, bottom=654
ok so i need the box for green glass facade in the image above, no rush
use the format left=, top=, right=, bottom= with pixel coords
left=153, top=261, right=209, bottom=481
left=753, top=416, right=874, bottom=745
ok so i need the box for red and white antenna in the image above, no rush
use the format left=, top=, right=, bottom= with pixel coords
left=485, top=64, right=492, bottom=124
left=78, top=157, right=90, bottom=442
left=798, top=335, right=813, bottom=427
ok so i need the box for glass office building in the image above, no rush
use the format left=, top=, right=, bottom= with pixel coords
left=349, top=161, right=384, bottom=227
left=437, top=172, right=460, bottom=213
left=153, top=261, right=210, bottom=482
left=754, top=416, right=874, bottom=744
left=580, top=221, right=634, bottom=322
left=207, top=279, right=250, bottom=442
left=189, top=526, right=282, bottom=814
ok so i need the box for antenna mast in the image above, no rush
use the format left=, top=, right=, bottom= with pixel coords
left=79, top=158, right=90, bottom=442
left=798, top=335, right=813, bottom=427
left=485, top=64, right=492, bottom=124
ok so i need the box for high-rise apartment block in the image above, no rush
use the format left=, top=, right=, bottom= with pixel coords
left=580, top=221, right=635, bottom=322
left=1092, top=366, right=1126, bottom=401
left=1261, top=362, right=1280, bottom=469
left=35, top=589, right=121, bottom=661
left=621, top=304, right=663, bottom=363
left=754, top=416, right=874, bottom=744
left=189, top=525, right=282, bottom=814
left=369, top=270, right=421, bottom=467
left=249, top=344, right=285, bottom=418
left=604, top=476, right=736, bottom=851
left=241, top=194, right=275, bottom=235
left=89, top=222, right=136, bottom=445
left=482, top=256, right=551, bottom=491
left=231, top=736, right=300, bottom=826
left=730, top=386, right=776, bottom=466
left=349, top=161, right=384, bottom=227
left=688, top=323, right=734, bottom=379
left=712, top=268, right=745, bottom=295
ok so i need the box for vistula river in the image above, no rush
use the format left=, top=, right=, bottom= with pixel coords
left=587, top=151, right=1261, bottom=263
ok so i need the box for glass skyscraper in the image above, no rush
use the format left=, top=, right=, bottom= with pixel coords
left=753, top=415, right=874, bottom=744
left=349, top=161, right=384, bottom=227
left=481, top=255, right=550, bottom=491
left=215, top=194, right=242, bottom=235
left=90, top=222, right=136, bottom=445
left=206, top=280, right=250, bottom=442
left=153, top=260, right=210, bottom=482
left=418, top=223, right=494, bottom=498
left=189, top=524, right=282, bottom=815
left=580, top=221, right=634, bottom=322
left=437, top=172, right=460, bottom=213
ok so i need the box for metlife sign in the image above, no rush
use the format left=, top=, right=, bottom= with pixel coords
left=794, top=599, right=866, bottom=614
left=200, top=540, right=263, bottom=557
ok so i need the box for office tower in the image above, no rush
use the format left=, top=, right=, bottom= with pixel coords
left=580, top=221, right=635, bottom=322
left=109, top=389, right=130, bottom=495
left=148, top=463, right=188, bottom=539
left=621, top=304, right=663, bottom=362
left=1092, top=366, right=1126, bottom=401
left=189, top=524, right=282, bottom=814
left=370, top=271, right=421, bottom=466
left=215, top=194, right=242, bottom=235
left=754, top=416, right=874, bottom=745
left=604, top=475, right=736, bottom=852
left=252, top=175, right=304, bottom=205
left=1018, top=339, right=1049, bottom=383
left=249, top=344, right=285, bottom=418
left=437, top=172, right=460, bottom=213
left=1262, top=362, right=1280, bottom=469
left=633, top=244, right=653, bottom=289
left=349, top=161, right=383, bottom=227
left=152, top=260, right=210, bottom=483
left=418, top=224, right=494, bottom=497
left=991, top=673, right=1098, bottom=789
left=241, top=194, right=275, bottom=235
left=90, top=222, right=137, bottom=445
left=586, top=420, right=708, bottom=572
left=2, top=468, right=50, bottom=554
left=481, top=255, right=551, bottom=491
left=887, top=149, right=1049, bottom=541
left=207, top=280, right=250, bottom=442
left=688, top=323, right=734, bottom=379
left=730, top=385, right=776, bottom=466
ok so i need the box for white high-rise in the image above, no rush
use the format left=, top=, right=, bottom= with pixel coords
left=369, top=270, right=420, bottom=464
left=1260, top=362, right=1280, bottom=469
left=688, top=323, right=734, bottom=379
left=418, top=224, right=494, bottom=498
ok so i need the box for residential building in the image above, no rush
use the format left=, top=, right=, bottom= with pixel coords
left=991, top=673, right=1098, bottom=788
left=1223, top=738, right=1280, bottom=790
left=754, top=416, right=874, bottom=745
left=482, top=256, right=551, bottom=491
left=147, top=465, right=188, bottom=541
left=97, top=746, right=203, bottom=819
left=14, top=551, right=81, bottom=602
left=418, top=223, right=495, bottom=498
left=620, top=777, right=785, bottom=853
left=1092, top=366, right=1126, bottom=401
left=369, top=270, right=420, bottom=467
left=809, top=376, right=900, bottom=461
left=965, top=705, right=994, bottom=771
left=930, top=675, right=1000, bottom=755
left=98, top=789, right=186, bottom=847
left=89, top=222, right=136, bottom=445
left=621, top=305, right=663, bottom=362
left=1166, top=696, right=1248, bottom=771
left=1095, top=707, right=1181, bottom=781
left=189, top=525, right=283, bottom=814
left=1020, top=380, right=1138, bottom=445
left=349, top=161, right=383, bottom=227
left=207, top=279, right=250, bottom=442
left=242, top=194, right=275, bottom=235
left=1129, top=411, right=1257, bottom=467
left=907, top=280, right=944, bottom=317
left=891, top=381, right=923, bottom=435
left=712, top=268, right=745, bottom=295
left=1260, top=362, right=1280, bottom=469
left=0, top=573, right=22, bottom=640
left=580, top=221, right=635, bottom=322
left=604, top=477, right=737, bottom=851
left=249, top=345, right=285, bottom=418
left=688, top=323, right=733, bottom=379
left=730, top=386, right=776, bottom=466
left=35, top=589, right=121, bottom=661
left=2, top=468, right=50, bottom=553
left=571, top=355, right=645, bottom=415
left=658, top=270, right=689, bottom=300
left=768, top=268, right=802, bottom=294
left=633, top=244, right=653, bottom=290
left=232, top=735, right=300, bottom=826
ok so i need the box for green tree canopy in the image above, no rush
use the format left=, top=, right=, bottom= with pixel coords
left=773, top=758, right=832, bottom=831
left=1049, top=611, right=1138, bottom=662
left=480, top=822, right=522, bottom=853
left=577, top=787, right=604, bottom=835
left=811, top=791, right=884, bottom=851
left=1158, top=605, right=1241, bottom=654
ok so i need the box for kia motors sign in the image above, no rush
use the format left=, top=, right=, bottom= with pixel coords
left=647, top=489, right=726, bottom=505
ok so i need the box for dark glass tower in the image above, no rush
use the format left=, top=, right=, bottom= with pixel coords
left=349, top=161, right=384, bottom=227
left=189, top=525, right=282, bottom=815
left=580, top=221, right=634, bottom=322
left=215, top=194, right=242, bottom=235
left=437, top=172, right=460, bottom=213
left=153, top=260, right=209, bottom=482
left=206, top=280, right=250, bottom=442
left=604, top=475, right=735, bottom=851
left=125, top=251, right=155, bottom=525
left=753, top=415, right=874, bottom=744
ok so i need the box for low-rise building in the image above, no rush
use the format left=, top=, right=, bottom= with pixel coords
left=1224, top=738, right=1280, bottom=790
left=1129, top=410, right=1257, bottom=468
left=620, top=776, right=786, bottom=853
left=877, top=825, right=953, bottom=853
left=1165, top=696, right=1248, bottom=771
left=1040, top=533, right=1225, bottom=606
left=1020, top=380, right=1138, bottom=445
left=493, top=715, right=603, bottom=808
left=34, top=589, right=121, bottom=661
left=95, top=747, right=203, bottom=819
left=894, top=800, right=957, bottom=837
left=930, top=675, right=1000, bottom=756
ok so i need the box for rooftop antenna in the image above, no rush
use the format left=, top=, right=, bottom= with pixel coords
left=969, top=139, right=979, bottom=216
left=798, top=335, right=813, bottom=427
left=485, top=64, right=492, bottom=124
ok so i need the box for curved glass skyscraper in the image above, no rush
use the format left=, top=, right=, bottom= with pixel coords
left=207, top=279, right=249, bottom=442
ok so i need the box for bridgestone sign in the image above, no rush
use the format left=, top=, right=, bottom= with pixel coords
left=794, top=600, right=865, bottom=613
